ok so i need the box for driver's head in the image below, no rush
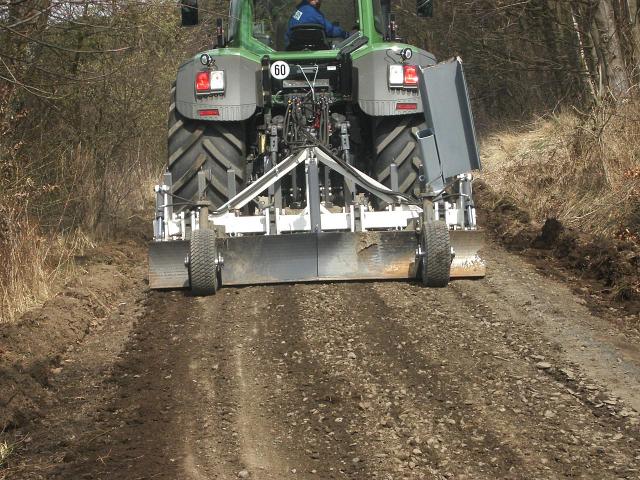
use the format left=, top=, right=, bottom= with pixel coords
left=309, top=0, right=322, bottom=8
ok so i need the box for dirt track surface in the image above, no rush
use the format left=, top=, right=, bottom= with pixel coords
left=3, top=243, right=640, bottom=479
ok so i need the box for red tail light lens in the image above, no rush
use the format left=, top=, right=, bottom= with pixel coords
left=195, top=71, right=210, bottom=93
left=403, top=65, right=419, bottom=87
left=198, top=109, right=219, bottom=117
left=396, top=103, right=418, bottom=111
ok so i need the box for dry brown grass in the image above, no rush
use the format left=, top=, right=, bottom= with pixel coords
left=0, top=145, right=162, bottom=327
left=480, top=100, right=640, bottom=239
left=0, top=144, right=159, bottom=324
left=0, top=206, right=93, bottom=323
left=0, top=440, right=12, bottom=467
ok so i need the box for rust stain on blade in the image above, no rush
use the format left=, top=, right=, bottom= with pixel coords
left=357, top=232, right=380, bottom=253
left=383, top=258, right=416, bottom=276
left=318, top=231, right=418, bottom=280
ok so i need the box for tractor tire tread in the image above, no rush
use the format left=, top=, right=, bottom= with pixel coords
left=167, top=88, right=245, bottom=211
left=422, top=221, right=451, bottom=288
left=190, top=229, right=218, bottom=296
left=373, top=115, right=425, bottom=207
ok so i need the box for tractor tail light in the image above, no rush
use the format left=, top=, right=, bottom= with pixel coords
left=396, top=103, right=418, bottom=111
left=198, top=109, right=219, bottom=117
left=195, top=71, right=210, bottom=93
left=403, top=65, right=419, bottom=88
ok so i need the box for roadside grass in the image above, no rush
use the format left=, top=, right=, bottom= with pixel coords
left=480, top=99, right=640, bottom=240
left=0, top=439, right=13, bottom=468
left=0, top=211, right=92, bottom=323
left=479, top=98, right=640, bottom=303
left=0, top=146, right=160, bottom=324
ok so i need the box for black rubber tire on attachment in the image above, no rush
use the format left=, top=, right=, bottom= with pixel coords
left=189, top=229, right=219, bottom=296
left=372, top=115, right=426, bottom=206
left=421, top=221, right=451, bottom=288
left=168, top=84, right=246, bottom=212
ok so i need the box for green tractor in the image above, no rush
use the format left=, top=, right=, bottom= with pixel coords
left=150, top=0, right=484, bottom=295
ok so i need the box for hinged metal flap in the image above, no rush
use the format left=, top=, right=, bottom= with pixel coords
left=415, top=128, right=444, bottom=191
left=418, top=58, right=481, bottom=178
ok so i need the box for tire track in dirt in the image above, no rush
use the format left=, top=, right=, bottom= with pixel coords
left=29, top=289, right=247, bottom=480
left=199, top=287, right=305, bottom=479
left=247, top=285, right=376, bottom=479
left=200, top=285, right=372, bottom=479
left=45, top=291, right=213, bottom=480
left=293, top=282, right=526, bottom=479
left=372, top=279, right=640, bottom=478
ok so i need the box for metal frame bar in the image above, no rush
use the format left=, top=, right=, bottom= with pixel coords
left=216, top=149, right=309, bottom=213
left=312, top=148, right=399, bottom=205
left=214, top=146, right=403, bottom=217
left=162, top=172, right=172, bottom=241
left=307, top=153, right=322, bottom=232
left=156, top=146, right=478, bottom=240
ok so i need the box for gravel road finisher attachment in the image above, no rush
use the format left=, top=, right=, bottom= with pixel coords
left=149, top=136, right=484, bottom=292
left=149, top=1, right=485, bottom=295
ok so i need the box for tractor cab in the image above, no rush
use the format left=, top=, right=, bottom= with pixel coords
left=182, top=0, right=433, bottom=53
left=252, top=0, right=358, bottom=51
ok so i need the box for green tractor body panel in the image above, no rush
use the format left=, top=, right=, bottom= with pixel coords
left=175, top=0, right=437, bottom=121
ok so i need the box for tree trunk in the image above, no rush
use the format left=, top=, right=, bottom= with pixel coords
left=625, top=0, right=640, bottom=71
left=567, top=1, right=598, bottom=101
left=592, top=0, right=630, bottom=97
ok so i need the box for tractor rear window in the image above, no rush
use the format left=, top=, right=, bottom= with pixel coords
left=253, top=0, right=359, bottom=50
left=373, top=0, right=389, bottom=35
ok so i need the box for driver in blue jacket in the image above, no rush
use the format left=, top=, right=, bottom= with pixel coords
left=285, top=0, right=348, bottom=46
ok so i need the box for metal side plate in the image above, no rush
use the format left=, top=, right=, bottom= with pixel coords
left=450, top=229, right=485, bottom=278
left=148, top=240, right=190, bottom=289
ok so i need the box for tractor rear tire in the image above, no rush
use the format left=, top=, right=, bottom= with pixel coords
left=372, top=115, right=426, bottom=206
left=189, top=229, right=219, bottom=296
left=421, top=221, right=451, bottom=288
left=168, top=84, right=246, bottom=211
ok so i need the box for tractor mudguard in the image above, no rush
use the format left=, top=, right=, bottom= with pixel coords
left=175, top=54, right=261, bottom=121
left=352, top=47, right=436, bottom=116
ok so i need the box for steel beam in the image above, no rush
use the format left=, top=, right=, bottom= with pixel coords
left=307, top=154, right=322, bottom=232
left=215, top=149, right=308, bottom=213
left=313, top=148, right=400, bottom=205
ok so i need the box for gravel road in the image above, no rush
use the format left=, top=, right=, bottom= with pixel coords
left=3, top=244, right=640, bottom=480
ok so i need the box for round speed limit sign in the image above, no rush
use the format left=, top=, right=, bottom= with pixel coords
left=270, top=60, right=290, bottom=80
